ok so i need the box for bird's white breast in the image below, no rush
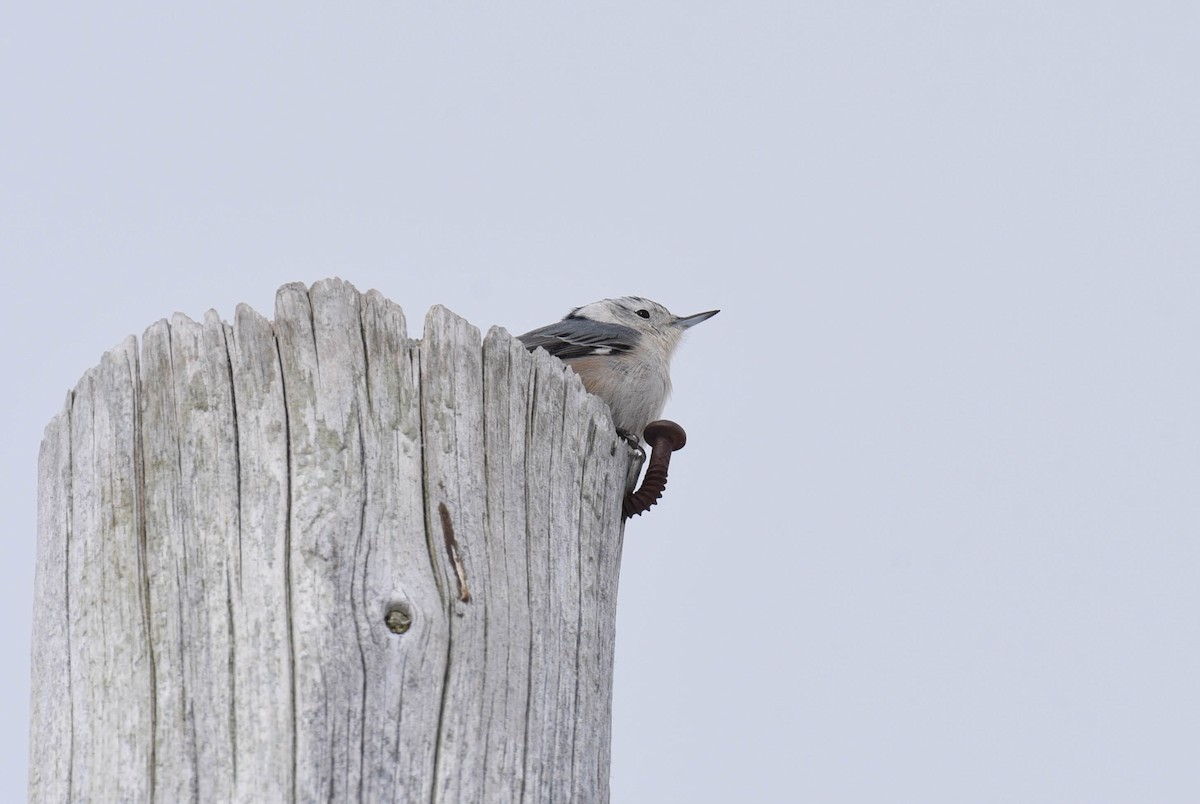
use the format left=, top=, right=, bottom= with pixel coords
left=563, top=353, right=671, bottom=438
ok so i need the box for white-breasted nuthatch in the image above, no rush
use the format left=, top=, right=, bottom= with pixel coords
left=518, top=297, right=719, bottom=440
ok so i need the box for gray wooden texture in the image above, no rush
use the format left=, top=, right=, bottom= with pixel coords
left=30, top=279, right=637, bottom=803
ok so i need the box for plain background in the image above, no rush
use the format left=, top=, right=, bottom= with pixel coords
left=4, top=3, right=1198, bottom=801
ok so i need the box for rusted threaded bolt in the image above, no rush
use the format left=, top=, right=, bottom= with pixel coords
left=623, top=420, right=687, bottom=519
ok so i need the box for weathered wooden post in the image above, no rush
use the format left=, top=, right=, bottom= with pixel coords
left=29, top=279, right=639, bottom=802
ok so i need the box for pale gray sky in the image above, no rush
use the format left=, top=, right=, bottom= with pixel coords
left=4, top=2, right=1198, bottom=801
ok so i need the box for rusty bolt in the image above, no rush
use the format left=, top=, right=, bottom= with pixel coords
left=623, top=420, right=687, bottom=519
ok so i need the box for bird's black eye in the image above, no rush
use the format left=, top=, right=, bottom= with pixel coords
left=636, top=309, right=650, bottom=319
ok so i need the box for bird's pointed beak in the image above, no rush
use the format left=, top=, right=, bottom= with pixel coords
left=674, top=309, right=720, bottom=329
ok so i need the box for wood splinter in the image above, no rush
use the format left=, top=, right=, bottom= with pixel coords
left=438, top=502, right=471, bottom=602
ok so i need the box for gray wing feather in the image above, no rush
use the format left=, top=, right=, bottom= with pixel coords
left=517, top=319, right=639, bottom=360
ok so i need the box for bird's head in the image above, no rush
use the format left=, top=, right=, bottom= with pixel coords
left=566, top=296, right=719, bottom=358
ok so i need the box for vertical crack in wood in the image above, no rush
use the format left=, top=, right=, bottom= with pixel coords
left=352, top=298, right=387, bottom=803
left=64, top=390, right=77, bottom=797
left=438, top=503, right=471, bottom=603
left=519, top=361, right=539, bottom=801
left=352, top=410, right=369, bottom=804
left=219, top=321, right=242, bottom=786
left=416, top=341, right=452, bottom=804
left=131, top=338, right=158, bottom=801
left=271, top=323, right=299, bottom=804
left=220, top=323, right=245, bottom=596
left=166, top=322, right=201, bottom=800
left=569, top=420, right=591, bottom=797
left=224, top=566, right=237, bottom=782
left=415, top=343, right=446, bottom=605
left=358, top=304, right=373, bottom=412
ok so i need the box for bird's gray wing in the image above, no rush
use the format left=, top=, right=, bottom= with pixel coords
left=517, top=320, right=639, bottom=360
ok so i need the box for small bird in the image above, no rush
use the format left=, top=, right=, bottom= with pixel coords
left=518, top=297, right=719, bottom=441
